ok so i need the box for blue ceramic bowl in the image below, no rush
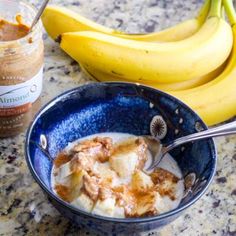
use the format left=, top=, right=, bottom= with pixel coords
left=25, top=82, right=216, bottom=235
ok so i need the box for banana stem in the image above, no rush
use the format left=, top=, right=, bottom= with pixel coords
left=221, top=5, right=225, bottom=19
left=223, top=0, right=236, bottom=25
left=197, top=0, right=211, bottom=24
left=208, top=0, right=222, bottom=17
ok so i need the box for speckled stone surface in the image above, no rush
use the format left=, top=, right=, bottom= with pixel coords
left=0, top=0, right=236, bottom=235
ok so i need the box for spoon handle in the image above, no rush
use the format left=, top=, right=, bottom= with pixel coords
left=164, top=120, right=236, bottom=153
left=30, top=0, right=50, bottom=30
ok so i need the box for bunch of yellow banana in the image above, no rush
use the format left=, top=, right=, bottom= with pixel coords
left=42, top=0, right=210, bottom=42
left=42, top=0, right=236, bottom=126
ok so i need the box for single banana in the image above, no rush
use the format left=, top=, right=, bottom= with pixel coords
left=81, top=61, right=226, bottom=91
left=42, top=0, right=210, bottom=42
left=59, top=0, right=232, bottom=83
left=170, top=29, right=236, bottom=125
left=169, top=0, right=236, bottom=126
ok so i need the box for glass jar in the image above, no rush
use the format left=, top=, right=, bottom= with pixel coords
left=0, top=0, right=44, bottom=137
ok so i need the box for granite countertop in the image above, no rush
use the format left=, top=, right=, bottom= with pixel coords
left=0, top=0, right=236, bottom=235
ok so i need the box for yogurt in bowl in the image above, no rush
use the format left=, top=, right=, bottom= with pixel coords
left=51, top=133, right=185, bottom=218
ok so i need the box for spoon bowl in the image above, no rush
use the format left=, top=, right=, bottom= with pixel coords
left=143, top=120, right=236, bottom=171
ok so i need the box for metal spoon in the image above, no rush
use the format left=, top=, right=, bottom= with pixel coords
left=143, top=120, right=236, bottom=171
left=30, top=0, right=50, bottom=31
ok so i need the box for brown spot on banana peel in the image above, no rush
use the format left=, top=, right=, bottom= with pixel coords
left=55, top=34, right=62, bottom=43
left=111, top=70, right=124, bottom=76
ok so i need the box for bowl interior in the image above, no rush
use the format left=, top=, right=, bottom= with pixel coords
left=26, top=82, right=216, bottom=218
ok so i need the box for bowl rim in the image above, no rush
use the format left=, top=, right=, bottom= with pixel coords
left=25, top=82, right=217, bottom=223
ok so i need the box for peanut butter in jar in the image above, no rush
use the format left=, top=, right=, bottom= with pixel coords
left=0, top=0, right=44, bottom=137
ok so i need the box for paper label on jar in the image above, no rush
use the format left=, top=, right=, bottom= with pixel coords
left=0, top=67, right=43, bottom=116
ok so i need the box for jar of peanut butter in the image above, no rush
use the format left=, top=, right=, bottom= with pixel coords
left=0, top=0, right=44, bottom=137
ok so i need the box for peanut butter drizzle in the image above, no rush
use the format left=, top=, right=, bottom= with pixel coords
left=53, top=152, right=71, bottom=169
left=0, top=14, right=30, bottom=41
left=53, top=137, right=180, bottom=217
